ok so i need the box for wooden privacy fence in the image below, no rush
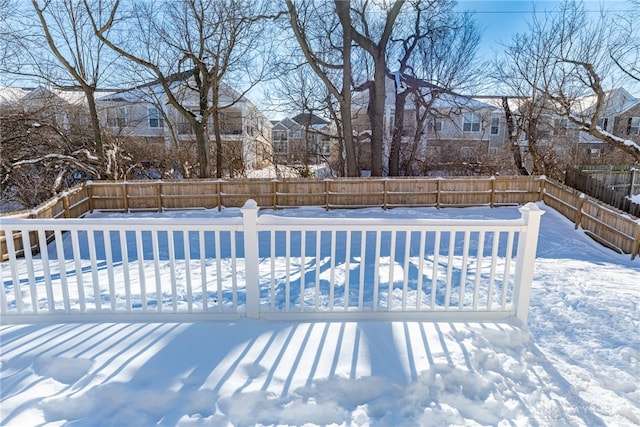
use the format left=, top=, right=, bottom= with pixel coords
left=0, top=200, right=544, bottom=324
left=565, top=167, right=640, bottom=218
left=1, top=176, right=639, bottom=259
left=84, top=176, right=542, bottom=211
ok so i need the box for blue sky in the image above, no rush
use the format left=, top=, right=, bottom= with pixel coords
left=455, top=0, right=634, bottom=60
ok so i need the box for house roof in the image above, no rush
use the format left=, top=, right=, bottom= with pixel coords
left=352, top=72, right=496, bottom=112
left=272, top=117, right=301, bottom=131
left=0, top=87, right=28, bottom=105
left=291, top=113, right=328, bottom=126
left=96, top=69, right=245, bottom=106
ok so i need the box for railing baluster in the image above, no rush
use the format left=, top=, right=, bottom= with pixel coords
left=388, top=230, right=397, bottom=311
left=214, top=230, right=222, bottom=311
left=120, top=230, right=132, bottom=312
left=184, top=230, right=194, bottom=312
left=358, top=230, right=366, bottom=310
left=54, top=229, right=70, bottom=313
left=5, top=229, right=23, bottom=314
left=344, top=230, right=351, bottom=310
left=151, top=229, right=162, bottom=312
left=416, top=230, right=426, bottom=311
left=402, top=231, right=411, bottom=311
left=445, top=231, right=455, bottom=310
left=104, top=229, right=117, bottom=313
left=86, top=229, right=101, bottom=312
left=473, top=231, right=485, bottom=311
left=329, top=230, right=336, bottom=311
left=431, top=231, right=441, bottom=310
left=373, top=230, right=381, bottom=311
left=198, top=230, right=206, bottom=312
left=71, top=229, right=86, bottom=313
left=459, top=231, right=470, bottom=310
left=135, top=230, right=146, bottom=312
left=37, top=229, right=55, bottom=314
left=300, top=230, right=306, bottom=312
left=22, top=229, right=38, bottom=313
left=168, top=230, right=177, bottom=312
left=270, top=230, right=276, bottom=311
left=230, top=230, right=238, bottom=312
left=285, top=230, right=291, bottom=312
left=314, top=230, right=321, bottom=310
left=502, top=231, right=515, bottom=310
left=487, top=231, right=500, bottom=311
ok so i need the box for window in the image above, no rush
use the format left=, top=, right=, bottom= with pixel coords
left=627, top=117, right=640, bottom=135
left=274, top=140, right=287, bottom=152
left=490, top=117, right=500, bottom=135
left=463, top=113, right=481, bottom=132
left=596, top=117, right=608, bottom=131
left=293, top=131, right=302, bottom=139
left=148, top=107, right=163, bottom=128
left=107, top=107, right=128, bottom=128
left=461, top=146, right=475, bottom=160
left=427, top=117, right=443, bottom=132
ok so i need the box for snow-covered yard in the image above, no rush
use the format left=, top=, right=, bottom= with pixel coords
left=1, top=203, right=639, bottom=426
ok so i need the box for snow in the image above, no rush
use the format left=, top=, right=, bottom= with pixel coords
left=1, top=203, right=639, bottom=426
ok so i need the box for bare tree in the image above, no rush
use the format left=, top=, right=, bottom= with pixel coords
left=498, top=1, right=640, bottom=169
left=350, top=0, right=405, bottom=176
left=87, top=0, right=275, bottom=178
left=284, top=0, right=359, bottom=177
left=387, top=3, right=483, bottom=176
left=26, top=0, right=123, bottom=171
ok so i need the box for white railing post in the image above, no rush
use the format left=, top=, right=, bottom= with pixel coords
left=241, top=199, right=260, bottom=319
left=513, top=202, right=545, bottom=323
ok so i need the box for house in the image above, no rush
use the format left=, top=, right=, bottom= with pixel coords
left=351, top=73, right=509, bottom=174
left=270, top=113, right=335, bottom=165
left=96, top=71, right=273, bottom=172
left=476, top=88, right=640, bottom=164
left=587, top=88, right=640, bottom=145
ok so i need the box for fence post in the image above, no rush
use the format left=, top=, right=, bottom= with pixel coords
left=241, top=199, right=260, bottom=319
left=513, top=202, right=545, bottom=323
left=575, top=193, right=585, bottom=229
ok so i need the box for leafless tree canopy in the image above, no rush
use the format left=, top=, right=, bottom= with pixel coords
left=497, top=0, right=640, bottom=172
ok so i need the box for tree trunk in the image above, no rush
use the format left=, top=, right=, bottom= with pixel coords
left=84, top=87, right=105, bottom=176
left=193, top=122, right=211, bottom=178
left=334, top=0, right=357, bottom=177
left=368, top=60, right=387, bottom=176
left=212, top=109, right=223, bottom=178
left=501, top=96, right=529, bottom=175
left=389, top=89, right=407, bottom=176
left=526, top=121, right=545, bottom=176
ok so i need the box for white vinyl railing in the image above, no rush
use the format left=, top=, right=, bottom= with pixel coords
left=0, top=200, right=544, bottom=323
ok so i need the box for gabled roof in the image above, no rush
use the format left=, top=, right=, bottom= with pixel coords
left=291, top=113, right=328, bottom=126
left=22, top=86, right=88, bottom=106
left=272, top=117, right=301, bottom=131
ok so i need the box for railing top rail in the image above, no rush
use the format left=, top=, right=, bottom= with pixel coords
left=0, top=217, right=243, bottom=230
left=257, top=214, right=527, bottom=231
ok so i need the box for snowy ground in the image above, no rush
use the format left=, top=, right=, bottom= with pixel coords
left=1, top=203, right=639, bottom=426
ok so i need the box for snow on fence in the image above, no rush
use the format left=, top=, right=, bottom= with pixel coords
left=0, top=201, right=544, bottom=324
